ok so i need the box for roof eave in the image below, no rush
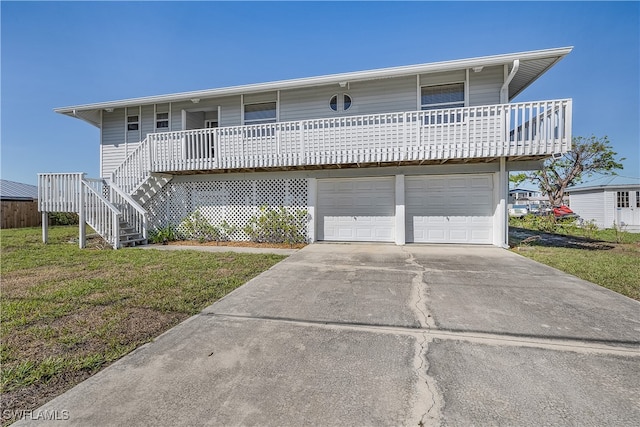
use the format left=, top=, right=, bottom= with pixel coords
left=55, top=46, right=574, bottom=117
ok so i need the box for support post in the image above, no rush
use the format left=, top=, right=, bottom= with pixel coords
left=79, top=184, right=86, bottom=249
left=42, top=212, right=48, bottom=243
left=395, top=174, right=405, bottom=245
left=307, top=178, right=317, bottom=243
left=498, top=157, right=508, bottom=248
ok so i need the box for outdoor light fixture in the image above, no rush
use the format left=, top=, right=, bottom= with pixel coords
left=191, top=98, right=200, bottom=104
left=472, top=66, right=484, bottom=73
left=339, top=81, right=348, bottom=88
left=104, top=108, right=114, bottom=112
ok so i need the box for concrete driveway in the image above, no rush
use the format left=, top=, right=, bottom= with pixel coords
left=19, top=244, right=640, bottom=426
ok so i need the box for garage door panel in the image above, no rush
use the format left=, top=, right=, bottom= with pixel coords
left=318, top=177, right=395, bottom=242
left=406, top=174, right=494, bottom=244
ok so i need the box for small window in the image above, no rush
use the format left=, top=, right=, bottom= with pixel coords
left=156, top=112, right=169, bottom=129
left=617, top=191, right=630, bottom=208
left=329, top=95, right=338, bottom=111
left=244, top=102, right=276, bottom=125
left=343, top=94, right=352, bottom=110
left=421, top=83, right=465, bottom=110
left=329, top=93, right=352, bottom=112
left=127, top=115, right=139, bottom=131
left=637, top=191, right=640, bottom=208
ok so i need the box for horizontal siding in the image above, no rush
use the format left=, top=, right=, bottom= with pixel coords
left=570, top=191, right=605, bottom=227
left=244, top=92, right=277, bottom=104
left=141, top=105, right=155, bottom=140
left=469, top=65, right=503, bottom=106
left=280, top=75, right=416, bottom=121
left=101, top=108, right=126, bottom=177
left=420, top=70, right=465, bottom=86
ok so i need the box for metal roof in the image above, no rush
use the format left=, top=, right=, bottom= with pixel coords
left=55, top=46, right=573, bottom=128
left=569, top=175, right=640, bottom=192
left=0, top=179, right=38, bottom=201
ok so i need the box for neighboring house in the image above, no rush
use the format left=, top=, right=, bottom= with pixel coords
left=1, top=179, right=40, bottom=228
left=569, top=176, right=640, bottom=231
left=39, top=47, right=573, bottom=248
left=508, top=187, right=543, bottom=205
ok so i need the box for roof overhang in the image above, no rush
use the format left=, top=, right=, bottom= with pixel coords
left=55, top=46, right=573, bottom=128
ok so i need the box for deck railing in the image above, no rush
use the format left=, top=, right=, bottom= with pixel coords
left=38, top=173, right=147, bottom=249
left=145, top=99, right=571, bottom=174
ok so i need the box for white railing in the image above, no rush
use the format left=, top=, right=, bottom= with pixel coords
left=146, top=99, right=572, bottom=173
left=82, top=180, right=121, bottom=249
left=106, top=180, right=148, bottom=241
left=38, top=173, right=148, bottom=249
left=38, top=173, right=85, bottom=213
left=110, top=137, right=151, bottom=195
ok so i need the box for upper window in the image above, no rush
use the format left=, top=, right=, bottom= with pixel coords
left=421, top=83, right=464, bottom=110
left=156, top=112, right=169, bottom=129
left=617, top=191, right=630, bottom=208
left=127, top=115, right=139, bottom=131
left=244, top=102, right=276, bottom=125
left=329, top=94, right=352, bottom=112
left=637, top=191, right=640, bottom=208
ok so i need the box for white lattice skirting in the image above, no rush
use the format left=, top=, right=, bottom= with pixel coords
left=144, top=178, right=309, bottom=241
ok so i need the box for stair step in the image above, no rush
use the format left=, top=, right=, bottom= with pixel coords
left=120, top=237, right=147, bottom=247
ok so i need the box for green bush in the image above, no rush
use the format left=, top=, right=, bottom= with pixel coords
left=178, top=210, right=219, bottom=242
left=243, top=206, right=308, bottom=244
left=148, top=225, right=177, bottom=244
left=49, top=212, right=79, bottom=226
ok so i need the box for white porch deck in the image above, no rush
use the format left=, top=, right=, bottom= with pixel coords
left=113, top=99, right=571, bottom=194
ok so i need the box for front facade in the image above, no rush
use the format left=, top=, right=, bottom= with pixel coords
left=39, top=47, right=573, bottom=248
left=569, top=176, right=640, bottom=231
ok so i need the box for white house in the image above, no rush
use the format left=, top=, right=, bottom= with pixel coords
left=569, top=176, right=640, bottom=231
left=38, top=47, right=573, bottom=248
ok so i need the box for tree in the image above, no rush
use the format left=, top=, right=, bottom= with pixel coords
left=511, top=136, right=624, bottom=206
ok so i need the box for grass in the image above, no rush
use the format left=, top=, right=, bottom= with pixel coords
left=0, top=226, right=286, bottom=425
left=509, top=217, right=640, bottom=301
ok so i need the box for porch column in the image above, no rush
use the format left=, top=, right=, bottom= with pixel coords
left=42, top=212, right=48, bottom=243
left=395, top=174, right=405, bottom=245
left=79, top=185, right=86, bottom=249
left=307, top=178, right=317, bottom=243
left=498, top=158, right=508, bottom=248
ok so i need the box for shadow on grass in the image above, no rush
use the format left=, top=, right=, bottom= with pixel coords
left=509, top=227, right=616, bottom=251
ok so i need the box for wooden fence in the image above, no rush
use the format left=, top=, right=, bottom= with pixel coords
left=1, top=200, right=41, bottom=229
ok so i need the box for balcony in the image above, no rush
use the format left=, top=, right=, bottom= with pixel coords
left=111, top=99, right=571, bottom=193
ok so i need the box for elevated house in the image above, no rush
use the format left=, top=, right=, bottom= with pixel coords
left=39, top=47, right=573, bottom=248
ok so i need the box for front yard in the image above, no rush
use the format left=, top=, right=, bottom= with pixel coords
left=509, top=217, right=640, bottom=301
left=0, top=226, right=285, bottom=425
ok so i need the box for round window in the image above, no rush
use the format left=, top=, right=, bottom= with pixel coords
left=329, top=95, right=338, bottom=111
left=329, top=93, right=352, bottom=112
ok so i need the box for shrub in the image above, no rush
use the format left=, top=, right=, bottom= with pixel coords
left=148, top=225, right=177, bottom=244
left=49, top=212, right=79, bottom=226
left=178, top=210, right=219, bottom=242
left=243, top=206, right=308, bottom=245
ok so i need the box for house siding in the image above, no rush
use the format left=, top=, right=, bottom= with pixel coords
left=100, top=70, right=507, bottom=177
left=570, top=190, right=605, bottom=227
left=469, top=65, right=503, bottom=106
left=101, top=108, right=126, bottom=177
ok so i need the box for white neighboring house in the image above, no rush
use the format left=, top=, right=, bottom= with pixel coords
left=569, top=176, right=640, bottom=231
left=38, top=47, right=573, bottom=248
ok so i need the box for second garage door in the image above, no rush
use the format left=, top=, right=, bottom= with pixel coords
left=317, top=177, right=395, bottom=242
left=406, top=174, right=494, bottom=244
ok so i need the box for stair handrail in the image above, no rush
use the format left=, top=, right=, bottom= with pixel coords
left=106, top=179, right=148, bottom=241
left=110, top=136, right=152, bottom=195
left=80, top=178, right=121, bottom=249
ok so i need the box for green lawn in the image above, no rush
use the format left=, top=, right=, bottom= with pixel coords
left=509, top=218, right=640, bottom=301
left=0, top=226, right=285, bottom=425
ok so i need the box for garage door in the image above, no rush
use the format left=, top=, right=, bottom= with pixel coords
left=406, top=174, right=494, bottom=244
left=318, top=177, right=395, bottom=242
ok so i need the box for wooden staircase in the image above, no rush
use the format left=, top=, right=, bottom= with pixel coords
left=119, top=220, right=147, bottom=247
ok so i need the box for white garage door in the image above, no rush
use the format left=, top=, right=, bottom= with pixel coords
left=318, top=177, right=395, bottom=242
left=406, top=174, right=494, bottom=244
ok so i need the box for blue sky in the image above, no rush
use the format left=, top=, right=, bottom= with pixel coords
left=2, top=1, right=638, bottom=186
